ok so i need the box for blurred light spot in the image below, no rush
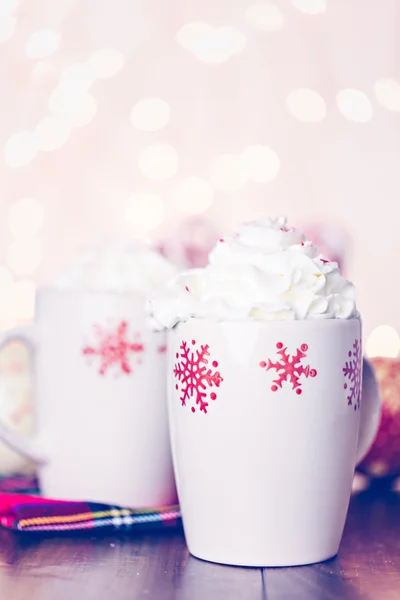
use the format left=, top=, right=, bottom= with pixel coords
left=60, top=62, right=95, bottom=93
left=173, top=177, right=214, bottom=215
left=70, top=93, right=97, bottom=128
left=88, top=48, right=124, bottom=79
left=25, top=29, right=60, bottom=59
left=49, top=85, right=85, bottom=115
left=286, top=88, right=326, bottom=122
left=192, top=26, right=246, bottom=64
left=0, top=279, right=15, bottom=328
left=176, top=22, right=213, bottom=50
left=240, top=145, right=280, bottom=183
left=125, top=192, right=165, bottom=233
left=352, top=473, right=369, bottom=493
left=368, top=461, right=390, bottom=477
left=138, top=143, right=179, bottom=181
left=4, top=132, right=38, bottom=168
left=8, top=197, right=44, bottom=237
left=7, top=239, right=42, bottom=275
left=0, top=0, right=18, bottom=18
left=0, top=266, right=13, bottom=289
left=245, top=4, right=284, bottom=31
left=130, top=98, right=170, bottom=132
left=177, top=22, right=246, bottom=64
left=374, top=79, right=400, bottom=112
left=336, top=89, right=373, bottom=123
left=0, top=16, right=16, bottom=42
left=0, top=268, right=15, bottom=326
left=34, top=116, right=70, bottom=151
left=14, top=279, right=36, bottom=320
left=291, top=0, right=326, bottom=14
left=366, top=325, right=400, bottom=358
left=31, top=60, right=56, bottom=81
left=209, top=154, right=247, bottom=192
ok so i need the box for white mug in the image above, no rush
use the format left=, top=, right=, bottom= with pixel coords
left=0, top=288, right=177, bottom=508
left=168, top=318, right=381, bottom=567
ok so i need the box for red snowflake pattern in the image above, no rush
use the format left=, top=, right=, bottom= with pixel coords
left=173, top=340, right=223, bottom=414
left=343, top=339, right=362, bottom=411
left=82, top=321, right=144, bottom=376
left=260, top=342, right=317, bottom=395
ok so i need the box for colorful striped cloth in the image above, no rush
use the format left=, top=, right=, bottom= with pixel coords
left=0, top=475, right=181, bottom=533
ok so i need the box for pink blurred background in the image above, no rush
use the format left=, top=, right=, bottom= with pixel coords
left=0, top=0, right=399, bottom=353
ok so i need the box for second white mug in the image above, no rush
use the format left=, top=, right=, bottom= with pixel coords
left=0, top=288, right=177, bottom=508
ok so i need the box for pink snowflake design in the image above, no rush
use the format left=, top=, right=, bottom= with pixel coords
left=343, top=339, right=362, bottom=411
left=260, top=342, right=317, bottom=395
left=82, top=321, right=144, bottom=376
left=173, top=340, right=223, bottom=414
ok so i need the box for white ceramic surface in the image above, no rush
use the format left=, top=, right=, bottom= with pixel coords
left=168, top=318, right=381, bottom=567
left=0, top=288, right=177, bottom=508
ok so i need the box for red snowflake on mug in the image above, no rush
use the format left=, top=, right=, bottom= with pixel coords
left=343, top=339, right=362, bottom=410
left=260, top=342, right=317, bottom=395
left=82, top=321, right=144, bottom=376
left=173, top=340, right=223, bottom=414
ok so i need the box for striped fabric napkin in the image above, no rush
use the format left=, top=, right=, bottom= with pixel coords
left=0, top=475, right=181, bottom=533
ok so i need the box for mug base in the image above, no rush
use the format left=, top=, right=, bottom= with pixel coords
left=188, top=546, right=338, bottom=568
left=39, top=477, right=178, bottom=509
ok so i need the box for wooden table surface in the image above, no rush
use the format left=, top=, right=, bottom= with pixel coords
left=0, top=483, right=399, bottom=600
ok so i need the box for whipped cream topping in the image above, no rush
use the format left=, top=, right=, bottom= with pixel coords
left=54, top=240, right=179, bottom=294
left=148, top=217, right=357, bottom=329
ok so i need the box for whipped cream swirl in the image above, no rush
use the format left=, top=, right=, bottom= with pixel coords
left=54, top=240, right=179, bottom=294
left=148, top=218, right=357, bottom=329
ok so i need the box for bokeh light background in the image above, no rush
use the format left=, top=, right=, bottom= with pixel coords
left=0, top=0, right=400, bottom=355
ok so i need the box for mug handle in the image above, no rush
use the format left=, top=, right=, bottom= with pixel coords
left=0, top=326, right=46, bottom=465
left=355, top=358, right=381, bottom=466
